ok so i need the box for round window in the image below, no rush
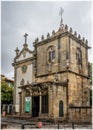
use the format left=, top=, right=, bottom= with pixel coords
left=22, top=65, right=27, bottom=73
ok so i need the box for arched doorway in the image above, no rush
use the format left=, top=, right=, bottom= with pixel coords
left=59, top=101, right=63, bottom=117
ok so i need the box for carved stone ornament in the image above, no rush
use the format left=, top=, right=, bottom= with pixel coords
left=48, top=63, right=52, bottom=72
left=27, top=81, right=30, bottom=85
left=66, top=59, right=70, bottom=69
left=41, top=35, right=44, bottom=40
left=15, top=47, right=19, bottom=56
left=78, top=34, right=81, bottom=39
left=74, top=31, right=77, bottom=36
left=65, top=24, right=68, bottom=31
left=47, top=33, right=50, bottom=38
left=82, top=37, right=85, bottom=42
left=86, top=39, right=88, bottom=44
left=52, top=30, right=55, bottom=35
left=35, top=37, right=39, bottom=42
left=69, top=27, right=73, bottom=33
left=23, top=50, right=26, bottom=57
left=20, top=78, right=24, bottom=85
left=23, top=43, right=28, bottom=49
left=22, top=65, right=27, bottom=73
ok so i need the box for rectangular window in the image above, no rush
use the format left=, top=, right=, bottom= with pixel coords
left=42, top=94, right=48, bottom=113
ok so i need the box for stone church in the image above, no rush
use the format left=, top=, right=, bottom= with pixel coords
left=12, top=12, right=91, bottom=123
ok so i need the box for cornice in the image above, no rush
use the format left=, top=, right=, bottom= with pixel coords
left=33, top=31, right=68, bottom=47
left=33, top=30, right=90, bottom=49
left=36, top=70, right=89, bottom=79
left=69, top=106, right=92, bottom=109
left=12, top=57, right=35, bottom=66
left=14, top=48, right=33, bottom=61
left=68, top=33, right=90, bottom=49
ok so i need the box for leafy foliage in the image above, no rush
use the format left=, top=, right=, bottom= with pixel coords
left=1, top=82, right=14, bottom=104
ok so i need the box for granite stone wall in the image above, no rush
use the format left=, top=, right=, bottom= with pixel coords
left=69, top=107, right=92, bottom=123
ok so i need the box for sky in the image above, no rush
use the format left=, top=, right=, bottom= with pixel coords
left=1, top=1, right=92, bottom=79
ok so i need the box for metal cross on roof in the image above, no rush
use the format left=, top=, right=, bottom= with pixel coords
left=24, top=33, right=28, bottom=44
left=59, top=7, right=64, bottom=28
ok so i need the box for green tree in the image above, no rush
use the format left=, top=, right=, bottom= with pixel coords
left=1, top=82, right=14, bottom=104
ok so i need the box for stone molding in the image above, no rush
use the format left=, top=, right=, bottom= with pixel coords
left=33, top=31, right=90, bottom=49
left=36, top=70, right=89, bottom=79
left=14, top=47, right=33, bottom=62
left=12, top=57, right=34, bottom=66
left=69, top=106, right=92, bottom=108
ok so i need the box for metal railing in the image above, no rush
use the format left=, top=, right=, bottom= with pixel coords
left=21, top=121, right=75, bottom=129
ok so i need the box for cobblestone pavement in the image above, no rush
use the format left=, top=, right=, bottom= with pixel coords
left=1, top=117, right=92, bottom=130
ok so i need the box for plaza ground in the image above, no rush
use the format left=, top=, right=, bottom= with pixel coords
left=1, top=116, right=92, bottom=130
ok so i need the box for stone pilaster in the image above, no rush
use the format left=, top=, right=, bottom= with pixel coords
left=14, top=67, right=17, bottom=106
left=30, top=93, right=32, bottom=117
left=39, top=92, right=42, bottom=116
left=48, top=86, right=53, bottom=117
left=19, top=92, right=21, bottom=115
left=52, top=84, right=55, bottom=117
left=21, top=89, right=25, bottom=114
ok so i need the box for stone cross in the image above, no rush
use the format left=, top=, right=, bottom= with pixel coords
left=59, top=7, right=64, bottom=18
left=24, top=33, right=28, bottom=44
left=59, top=7, right=64, bottom=28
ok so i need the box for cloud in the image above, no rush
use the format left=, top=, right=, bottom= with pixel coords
left=1, top=1, right=92, bottom=78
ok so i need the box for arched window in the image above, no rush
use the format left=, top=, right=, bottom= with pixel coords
left=48, top=46, right=55, bottom=63
left=59, top=100, right=64, bottom=117
left=76, top=47, right=82, bottom=68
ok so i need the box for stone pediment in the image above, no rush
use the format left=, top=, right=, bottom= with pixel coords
left=15, top=48, right=33, bottom=62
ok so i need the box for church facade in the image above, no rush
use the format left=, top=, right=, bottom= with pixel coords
left=12, top=21, right=91, bottom=123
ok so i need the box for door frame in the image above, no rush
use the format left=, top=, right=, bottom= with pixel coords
left=32, top=96, right=39, bottom=117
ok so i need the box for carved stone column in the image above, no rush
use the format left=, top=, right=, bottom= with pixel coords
left=52, top=84, right=54, bottom=117
left=13, top=67, right=16, bottom=106
left=21, top=88, right=25, bottom=114
left=19, top=92, right=22, bottom=115
left=30, top=92, right=32, bottom=117
left=48, top=86, right=53, bottom=117
left=39, top=91, right=42, bottom=116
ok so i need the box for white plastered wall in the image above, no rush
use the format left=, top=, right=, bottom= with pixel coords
left=16, top=52, right=32, bottom=62
left=15, top=63, right=33, bottom=112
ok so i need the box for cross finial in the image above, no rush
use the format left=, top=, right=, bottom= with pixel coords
left=24, top=33, right=28, bottom=44
left=59, top=7, right=64, bottom=28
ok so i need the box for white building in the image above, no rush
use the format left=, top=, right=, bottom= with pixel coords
left=12, top=33, right=33, bottom=113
